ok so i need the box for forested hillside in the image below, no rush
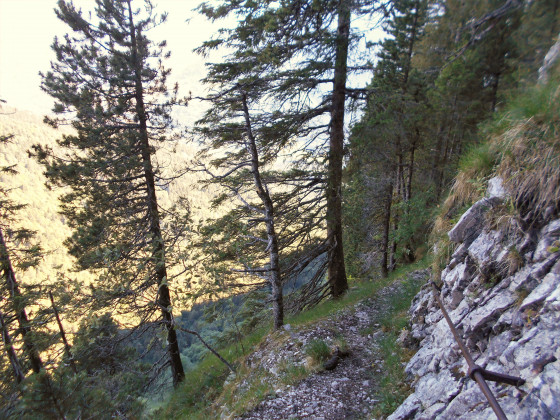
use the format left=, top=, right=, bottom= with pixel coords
left=343, top=0, right=559, bottom=279
left=0, top=107, right=209, bottom=283
left=0, top=108, right=91, bottom=284
left=0, top=0, right=558, bottom=418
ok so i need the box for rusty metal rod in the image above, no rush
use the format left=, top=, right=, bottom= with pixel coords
left=472, top=365, right=526, bottom=387
left=430, top=282, right=524, bottom=420
left=471, top=370, right=509, bottom=420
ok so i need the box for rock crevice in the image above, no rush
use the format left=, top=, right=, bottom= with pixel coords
left=389, top=177, right=560, bottom=420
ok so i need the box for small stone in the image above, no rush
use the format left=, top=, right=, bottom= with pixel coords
left=448, top=197, right=498, bottom=244
left=520, top=272, right=560, bottom=311
left=487, top=176, right=508, bottom=199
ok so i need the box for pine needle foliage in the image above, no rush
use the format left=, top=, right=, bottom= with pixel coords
left=432, top=68, right=560, bottom=278
left=35, top=0, right=188, bottom=386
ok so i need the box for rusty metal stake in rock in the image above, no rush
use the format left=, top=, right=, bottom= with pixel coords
left=430, top=282, right=525, bottom=420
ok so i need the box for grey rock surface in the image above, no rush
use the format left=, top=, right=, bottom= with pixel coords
left=487, top=176, right=508, bottom=200
left=390, top=179, right=560, bottom=419
left=539, top=32, right=560, bottom=83
left=448, top=198, right=498, bottom=245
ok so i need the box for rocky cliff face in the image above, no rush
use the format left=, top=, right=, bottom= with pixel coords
left=389, top=177, right=560, bottom=419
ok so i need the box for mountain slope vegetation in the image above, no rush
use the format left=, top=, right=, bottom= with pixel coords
left=0, top=0, right=559, bottom=418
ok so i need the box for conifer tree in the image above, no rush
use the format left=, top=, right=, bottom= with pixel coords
left=17, top=313, right=147, bottom=419
left=36, top=0, right=186, bottom=386
left=0, top=135, right=44, bottom=372
left=0, top=114, right=47, bottom=415
left=417, top=0, right=521, bottom=199
left=0, top=192, right=44, bottom=377
left=197, top=0, right=389, bottom=298
left=345, top=0, right=531, bottom=278
left=346, top=0, right=428, bottom=276
left=194, top=88, right=286, bottom=329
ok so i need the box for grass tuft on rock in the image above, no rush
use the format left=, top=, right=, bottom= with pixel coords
left=431, top=74, right=560, bottom=281
left=305, top=339, right=331, bottom=364
left=371, top=273, right=425, bottom=418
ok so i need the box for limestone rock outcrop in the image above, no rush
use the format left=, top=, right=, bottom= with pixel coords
left=389, top=177, right=560, bottom=420
left=539, top=32, right=560, bottom=83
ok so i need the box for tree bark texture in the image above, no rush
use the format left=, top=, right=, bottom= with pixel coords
left=327, top=0, right=350, bottom=298
left=241, top=94, right=284, bottom=329
left=127, top=0, right=184, bottom=386
left=381, top=179, right=393, bottom=278
left=0, top=228, right=43, bottom=374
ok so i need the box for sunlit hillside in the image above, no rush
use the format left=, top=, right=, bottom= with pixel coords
left=0, top=106, right=211, bottom=288
left=0, top=106, right=89, bottom=285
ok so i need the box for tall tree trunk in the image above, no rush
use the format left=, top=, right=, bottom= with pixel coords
left=390, top=1, right=421, bottom=269
left=241, top=93, right=283, bottom=330
left=491, top=72, right=501, bottom=112
left=327, top=0, right=350, bottom=298
left=127, top=1, right=184, bottom=387
left=0, top=310, right=25, bottom=384
left=380, top=179, right=393, bottom=278
left=0, top=228, right=42, bottom=374
left=407, top=134, right=417, bottom=203
left=49, top=291, right=77, bottom=373
left=390, top=139, right=404, bottom=272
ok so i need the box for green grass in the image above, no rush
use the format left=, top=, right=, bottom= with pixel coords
left=374, top=334, right=412, bottom=416
left=287, top=258, right=430, bottom=328
left=369, top=273, right=425, bottom=418
left=457, top=141, right=497, bottom=179
left=379, top=276, right=424, bottom=332
left=153, top=326, right=269, bottom=420
left=220, top=367, right=272, bottom=416
left=279, top=362, right=308, bottom=386
left=155, top=258, right=430, bottom=419
left=305, top=339, right=331, bottom=364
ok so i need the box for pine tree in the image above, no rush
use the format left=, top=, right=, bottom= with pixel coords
left=0, top=111, right=48, bottom=415
left=197, top=0, right=390, bottom=298
left=35, top=0, right=186, bottom=386
left=345, top=0, right=531, bottom=278
left=194, top=88, right=286, bottom=329
left=346, top=0, right=429, bottom=276
left=17, top=313, right=147, bottom=419
left=0, top=130, right=44, bottom=376
left=418, top=0, right=521, bottom=200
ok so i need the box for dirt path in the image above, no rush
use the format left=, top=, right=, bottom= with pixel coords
left=236, top=270, right=429, bottom=420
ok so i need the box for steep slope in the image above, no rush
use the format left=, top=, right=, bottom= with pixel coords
left=390, top=180, right=560, bottom=419
left=389, top=60, right=560, bottom=419
left=0, top=106, right=91, bottom=284
left=0, top=106, right=206, bottom=286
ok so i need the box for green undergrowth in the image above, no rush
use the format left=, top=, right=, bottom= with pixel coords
left=305, top=339, right=331, bottom=364
left=432, top=74, right=560, bottom=282
left=155, top=259, right=429, bottom=419
left=372, top=274, right=425, bottom=417
left=154, top=326, right=267, bottom=420
left=288, top=258, right=429, bottom=327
